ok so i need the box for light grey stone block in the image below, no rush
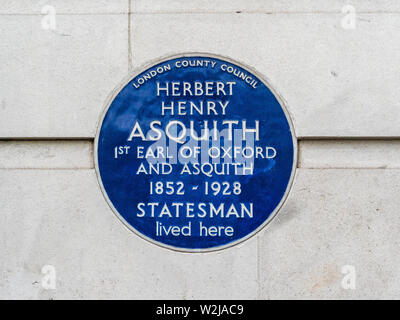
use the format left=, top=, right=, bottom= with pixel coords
left=0, top=0, right=128, bottom=14
left=0, top=14, right=128, bottom=138
left=132, top=0, right=400, bottom=13
left=0, top=170, right=258, bottom=299
left=131, top=13, right=400, bottom=137
left=299, top=140, right=400, bottom=169
left=3, top=168, right=399, bottom=299
left=258, top=169, right=400, bottom=299
left=2, top=11, right=400, bottom=138
left=0, top=140, right=93, bottom=169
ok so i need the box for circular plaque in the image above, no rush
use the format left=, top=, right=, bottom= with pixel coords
left=95, top=53, right=297, bottom=252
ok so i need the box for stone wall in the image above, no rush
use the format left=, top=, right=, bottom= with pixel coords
left=1, top=1, right=399, bottom=299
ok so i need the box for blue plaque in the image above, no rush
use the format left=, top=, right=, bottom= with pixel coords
left=95, top=53, right=297, bottom=252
